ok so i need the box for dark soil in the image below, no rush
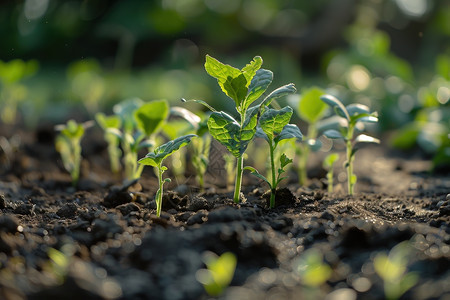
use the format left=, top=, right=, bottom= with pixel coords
left=0, top=124, right=449, bottom=300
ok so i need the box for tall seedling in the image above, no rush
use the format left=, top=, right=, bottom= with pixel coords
left=320, top=94, right=379, bottom=195
left=199, top=55, right=296, bottom=203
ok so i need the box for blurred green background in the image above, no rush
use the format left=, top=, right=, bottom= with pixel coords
left=0, top=0, right=449, bottom=165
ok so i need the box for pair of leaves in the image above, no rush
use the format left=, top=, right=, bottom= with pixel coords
left=258, top=106, right=303, bottom=144
left=134, top=99, right=169, bottom=137
left=138, top=134, right=196, bottom=167
left=205, top=55, right=265, bottom=111
left=244, top=153, right=293, bottom=190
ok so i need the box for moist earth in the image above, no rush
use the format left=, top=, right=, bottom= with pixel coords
left=0, top=124, right=449, bottom=300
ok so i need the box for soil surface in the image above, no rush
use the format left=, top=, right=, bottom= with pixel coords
left=0, top=124, right=449, bottom=300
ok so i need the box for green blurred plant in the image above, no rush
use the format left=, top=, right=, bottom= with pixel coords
left=289, top=87, right=327, bottom=185
left=95, top=113, right=122, bottom=174
left=245, top=106, right=302, bottom=208
left=138, top=134, right=196, bottom=217
left=195, top=251, right=237, bottom=297
left=0, top=59, right=38, bottom=124
left=320, top=94, right=379, bottom=195
left=187, top=55, right=296, bottom=203
left=323, top=153, right=339, bottom=193
left=374, top=241, right=419, bottom=300
left=55, top=120, right=93, bottom=186
left=110, top=98, right=169, bottom=181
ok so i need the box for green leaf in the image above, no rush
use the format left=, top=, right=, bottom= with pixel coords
left=323, top=153, right=339, bottom=169
left=241, top=56, right=263, bottom=85
left=95, top=113, right=121, bottom=130
left=320, top=94, right=350, bottom=121
left=138, top=134, right=196, bottom=167
left=134, top=100, right=169, bottom=137
left=279, top=153, right=293, bottom=169
left=243, top=69, right=273, bottom=110
left=317, top=116, right=349, bottom=133
left=244, top=166, right=271, bottom=188
left=261, top=83, right=297, bottom=107
left=274, top=124, right=303, bottom=144
left=181, top=98, right=217, bottom=112
left=207, top=112, right=241, bottom=157
left=345, top=103, right=370, bottom=116
left=205, top=55, right=248, bottom=106
left=170, top=107, right=201, bottom=129
left=298, top=87, right=326, bottom=124
left=259, top=106, right=293, bottom=141
left=323, top=129, right=344, bottom=139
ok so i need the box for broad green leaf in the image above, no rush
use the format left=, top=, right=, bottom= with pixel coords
left=323, top=129, right=344, bottom=139
left=134, top=100, right=169, bottom=137
left=163, top=120, right=194, bottom=140
left=95, top=113, right=121, bottom=130
left=354, top=134, right=380, bottom=144
left=240, top=107, right=259, bottom=153
left=241, top=56, right=263, bottom=85
left=298, top=87, right=326, bottom=124
left=207, top=112, right=241, bottom=157
left=317, top=116, right=349, bottom=133
left=320, top=94, right=350, bottom=121
left=138, top=134, right=196, bottom=167
left=243, top=69, right=273, bottom=110
left=358, top=115, right=379, bottom=123
left=244, top=166, right=271, bottom=187
left=259, top=106, right=293, bottom=141
left=261, top=83, right=297, bottom=107
left=274, top=124, right=303, bottom=144
left=205, top=55, right=247, bottom=106
left=255, top=126, right=269, bottom=142
left=113, top=97, right=143, bottom=132
left=323, top=153, right=339, bottom=169
left=390, top=123, right=420, bottom=150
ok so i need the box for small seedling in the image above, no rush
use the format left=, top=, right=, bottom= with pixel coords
left=95, top=113, right=122, bottom=174
left=195, top=251, right=237, bottom=297
left=320, top=94, right=379, bottom=195
left=138, top=134, right=196, bottom=217
left=289, top=87, right=326, bottom=185
left=245, top=106, right=302, bottom=208
left=110, top=98, right=169, bottom=180
left=374, top=241, right=418, bottom=300
left=186, top=55, right=296, bottom=203
left=0, top=59, right=38, bottom=124
left=55, top=120, right=93, bottom=186
left=323, top=153, right=339, bottom=193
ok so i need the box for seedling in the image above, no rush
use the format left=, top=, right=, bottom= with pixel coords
left=55, top=120, right=93, bottom=186
left=246, top=106, right=302, bottom=208
left=0, top=59, right=38, bottom=124
left=320, top=94, right=379, bottom=195
left=95, top=113, right=122, bottom=174
left=195, top=251, right=237, bottom=297
left=374, top=241, right=418, bottom=300
left=323, top=153, right=339, bottom=193
left=187, top=55, right=296, bottom=203
left=289, top=87, right=327, bottom=185
left=138, top=134, right=196, bottom=217
left=110, top=98, right=169, bottom=180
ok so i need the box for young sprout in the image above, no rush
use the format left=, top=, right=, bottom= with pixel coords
left=0, top=59, right=38, bottom=124
left=374, top=241, right=418, bottom=300
left=323, top=153, right=339, bottom=194
left=55, top=120, right=93, bottom=186
left=245, top=106, right=302, bottom=208
left=320, top=94, right=379, bottom=195
left=138, top=134, right=196, bottom=217
left=188, top=55, right=296, bottom=203
left=289, top=87, right=327, bottom=185
left=195, top=251, right=237, bottom=297
left=95, top=113, right=122, bottom=174
left=110, top=98, right=169, bottom=180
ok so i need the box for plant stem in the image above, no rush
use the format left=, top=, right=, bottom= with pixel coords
left=346, top=125, right=355, bottom=195
left=297, top=144, right=308, bottom=186
left=156, top=163, right=164, bottom=217
left=233, top=155, right=243, bottom=203
left=327, top=171, right=333, bottom=194
left=269, top=142, right=276, bottom=208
